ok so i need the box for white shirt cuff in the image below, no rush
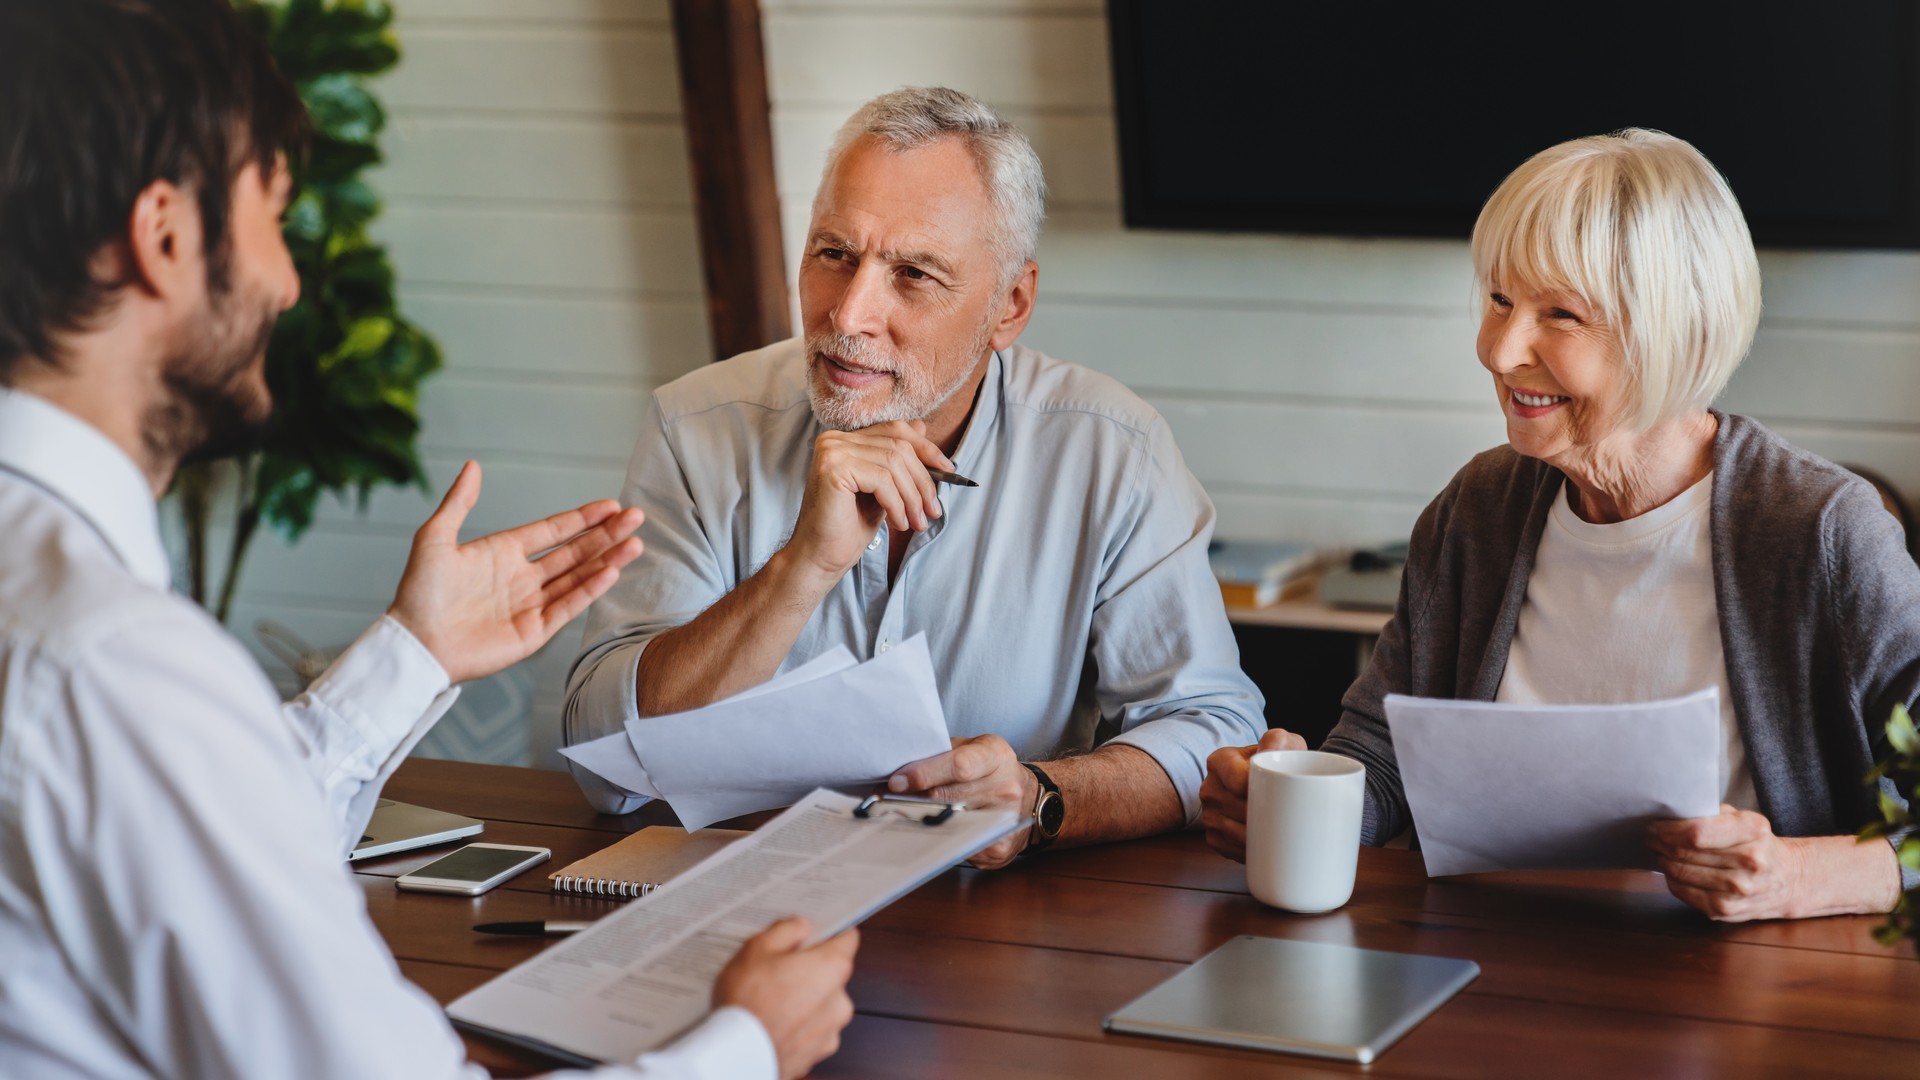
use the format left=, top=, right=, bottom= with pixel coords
left=306, top=615, right=454, bottom=752
left=632, top=1006, right=776, bottom=1080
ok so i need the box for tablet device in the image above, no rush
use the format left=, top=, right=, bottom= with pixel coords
left=1104, top=935, right=1478, bottom=1064
left=349, top=799, right=483, bottom=862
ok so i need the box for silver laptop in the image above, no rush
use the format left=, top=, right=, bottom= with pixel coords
left=348, top=799, right=483, bottom=862
left=1104, top=935, right=1479, bottom=1064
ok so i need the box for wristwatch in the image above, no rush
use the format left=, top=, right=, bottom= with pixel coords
left=1021, top=762, right=1064, bottom=852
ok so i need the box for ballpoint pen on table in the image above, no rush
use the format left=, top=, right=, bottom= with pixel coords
left=472, top=921, right=591, bottom=937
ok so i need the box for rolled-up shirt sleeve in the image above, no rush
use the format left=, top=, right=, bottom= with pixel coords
left=1093, top=416, right=1267, bottom=823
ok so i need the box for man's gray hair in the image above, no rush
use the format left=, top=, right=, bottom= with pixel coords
left=818, top=86, right=1047, bottom=285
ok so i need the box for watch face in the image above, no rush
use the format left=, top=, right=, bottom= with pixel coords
left=1037, top=790, right=1065, bottom=836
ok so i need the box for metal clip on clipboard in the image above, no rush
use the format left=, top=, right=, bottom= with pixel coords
left=852, top=793, right=962, bottom=825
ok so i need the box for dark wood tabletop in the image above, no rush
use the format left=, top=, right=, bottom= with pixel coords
left=359, top=758, right=1920, bottom=1078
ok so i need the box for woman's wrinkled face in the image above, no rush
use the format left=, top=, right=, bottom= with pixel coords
left=1476, top=281, right=1632, bottom=464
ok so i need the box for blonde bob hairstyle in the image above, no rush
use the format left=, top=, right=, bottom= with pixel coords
left=1471, top=128, right=1762, bottom=431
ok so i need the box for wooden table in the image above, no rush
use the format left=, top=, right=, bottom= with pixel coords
left=361, top=759, right=1920, bottom=1078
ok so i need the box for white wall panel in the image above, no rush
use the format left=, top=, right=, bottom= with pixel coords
left=379, top=116, right=693, bottom=207
left=397, top=289, right=706, bottom=381
left=763, top=11, right=1109, bottom=109
left=1725, top=324, right=1920, bottom=425
left=399, top=0, right=670, bottom=25
left=418, top=377, right=655, bottom=463
left=307, top=454, right=630, bottom=537
left=379, top=204, right=703, bottom=295
left=1028, top=301, right=1485, bottom=403
left=1149, top=396, right=1507, bottom=501
left=381, top=26, right=681, bottom=117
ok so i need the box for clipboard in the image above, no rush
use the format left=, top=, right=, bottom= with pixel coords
left=447, top=788, right=1022, bottom=1066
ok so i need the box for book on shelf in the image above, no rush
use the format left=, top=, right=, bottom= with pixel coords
left=1208, top=541, right=1329, bottom=608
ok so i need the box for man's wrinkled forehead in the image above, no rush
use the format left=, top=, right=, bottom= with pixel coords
left=811, top=136, right=994, bottom=268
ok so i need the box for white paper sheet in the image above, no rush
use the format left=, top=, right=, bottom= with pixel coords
left=1383, top=688, right=1723, bottom=875
left=557, top=647, right=861, bottom=801
left=446, top=789, right=1021, bottom=1065
left=626, top=635, right=952, bottom=830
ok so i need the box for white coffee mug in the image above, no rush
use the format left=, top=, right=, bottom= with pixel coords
left=1245, top=749, right=1366, bottom=913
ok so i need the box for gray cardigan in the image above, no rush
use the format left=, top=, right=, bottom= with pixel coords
left=1321, top=412, right=1920, bottom=890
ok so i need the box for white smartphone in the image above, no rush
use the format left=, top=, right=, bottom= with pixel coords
left=395, top=843, right=551, bottom=896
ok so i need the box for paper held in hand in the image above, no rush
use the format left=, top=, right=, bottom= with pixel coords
left=446, top=789, right=1021, bottom=1066
left=559, top=635, right=953, bottom=829
left=1383, top=688, right=1723, bottom=876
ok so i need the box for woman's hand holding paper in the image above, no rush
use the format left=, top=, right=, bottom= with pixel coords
left=1647, top=805, right=1901, bottom=921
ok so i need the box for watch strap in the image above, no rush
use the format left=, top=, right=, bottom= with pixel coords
left=1020, top=762, right=1064, bottom=851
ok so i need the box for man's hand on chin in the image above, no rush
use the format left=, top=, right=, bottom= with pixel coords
left=888, top=735, right=1037, bottom=870
left=785, top=420, right=955, bottom=587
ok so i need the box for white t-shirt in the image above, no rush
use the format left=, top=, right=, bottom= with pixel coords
left=1496, top=473, right=1758, bottom=810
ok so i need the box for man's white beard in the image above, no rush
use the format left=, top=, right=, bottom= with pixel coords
left=806, top=323, right=991, bottom=432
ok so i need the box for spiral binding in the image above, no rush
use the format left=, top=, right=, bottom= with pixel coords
left=551, top=875, right=659, bottom=898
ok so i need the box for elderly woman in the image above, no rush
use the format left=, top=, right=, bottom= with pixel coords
left=1201, top=128, right=1918, bottom=922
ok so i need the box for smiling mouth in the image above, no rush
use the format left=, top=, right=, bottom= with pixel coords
left=1511, top=390, right=1571, bottom=408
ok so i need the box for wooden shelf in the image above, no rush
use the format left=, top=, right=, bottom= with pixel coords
left=1225, top=596, right=1391, bottom=635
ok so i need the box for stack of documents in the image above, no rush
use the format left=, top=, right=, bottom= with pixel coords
left=561, top=635, right=953, bottom=829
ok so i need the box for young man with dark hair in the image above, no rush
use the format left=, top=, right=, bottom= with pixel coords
left=0, top=2, right=855, bottom=1077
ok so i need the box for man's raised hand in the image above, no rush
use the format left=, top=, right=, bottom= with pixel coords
left=387, top=460, right=644, bottom=685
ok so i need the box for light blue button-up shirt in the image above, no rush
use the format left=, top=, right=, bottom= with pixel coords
left=565, top=337, right=1265, bottom=822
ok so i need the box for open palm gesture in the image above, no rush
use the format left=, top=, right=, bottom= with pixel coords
left=386, top=461, right=645, bottom=685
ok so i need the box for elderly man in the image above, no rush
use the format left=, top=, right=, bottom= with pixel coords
left=566, top=87, right=1264, bottom=867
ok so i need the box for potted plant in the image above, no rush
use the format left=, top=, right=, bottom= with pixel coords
left=175, top=0, right=439, bottom=622
left=1861, top=703, right=1920, bottom=946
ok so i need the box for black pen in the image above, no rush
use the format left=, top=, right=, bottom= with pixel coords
left=472, top=920, right=592, bottom=937
left=926, top=466, right=979, bottom=488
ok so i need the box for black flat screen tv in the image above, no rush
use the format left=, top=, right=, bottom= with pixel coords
left=1107, top=1, right=1920, bottom=248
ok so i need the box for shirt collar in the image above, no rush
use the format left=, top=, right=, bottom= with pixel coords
left=946, top=350, right=1004, bottom=479
left=0, top=387, right=172, bottom=590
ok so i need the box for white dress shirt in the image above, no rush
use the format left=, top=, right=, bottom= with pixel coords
left=1497, top=473, right=1759, bottom=810
left=0, top=387, right=774, bottom=1080
left=566, top=338, right=1266, bottom=819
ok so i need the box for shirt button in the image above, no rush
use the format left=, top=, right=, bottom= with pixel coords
left=866, top=529, right=883, bottom=552
left=878, top=639, right=892, bottom=653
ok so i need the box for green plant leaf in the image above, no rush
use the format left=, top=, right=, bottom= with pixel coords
left=1891, top=702, right=1920, bottom=758
left=299, top=73, right=385, bottom=145
left=1877, top=787, right=1909, bottom=829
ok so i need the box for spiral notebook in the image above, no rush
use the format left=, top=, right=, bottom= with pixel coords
left=548, top=827, right=749, bottom=897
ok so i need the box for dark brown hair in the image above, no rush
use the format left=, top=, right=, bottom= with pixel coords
left=0, top=0, right=308, bottom=377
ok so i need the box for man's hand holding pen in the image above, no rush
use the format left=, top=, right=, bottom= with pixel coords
left=782, top=420, right=966, bottom=591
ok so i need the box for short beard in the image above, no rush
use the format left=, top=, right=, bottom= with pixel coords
left=805, top=321, right=992, bottom=432
left=145, top=291, right=278, bottom=471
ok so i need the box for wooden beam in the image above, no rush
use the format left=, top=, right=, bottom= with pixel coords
left=670, top=0, right=791, bottom=362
